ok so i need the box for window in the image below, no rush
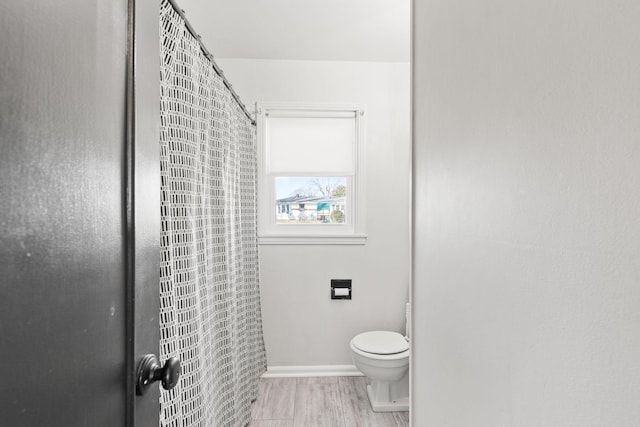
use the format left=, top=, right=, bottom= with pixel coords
left=257, top=103, right=366, bottom=244
left=275, top=177, right=347, bottom=224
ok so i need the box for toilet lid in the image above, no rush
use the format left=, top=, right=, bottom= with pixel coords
left=352, top=331, right=409, bottom=355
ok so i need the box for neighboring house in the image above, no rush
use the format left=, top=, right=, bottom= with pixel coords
left=276, top=194, right=346, bottom=223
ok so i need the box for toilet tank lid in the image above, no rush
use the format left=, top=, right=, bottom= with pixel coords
left=352, top=331, right=409, bottom=355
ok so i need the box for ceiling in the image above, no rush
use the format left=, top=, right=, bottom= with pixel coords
left=176, top=0, right=410, bottom=62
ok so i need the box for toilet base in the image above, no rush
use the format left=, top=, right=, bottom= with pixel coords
left=367, top=384, right=409, bottom=412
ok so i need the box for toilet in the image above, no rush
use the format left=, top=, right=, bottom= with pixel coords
left=350, top=304, right=410, bottom=412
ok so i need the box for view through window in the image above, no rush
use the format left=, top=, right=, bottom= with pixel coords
left=275, top=177, right=347, bottom=224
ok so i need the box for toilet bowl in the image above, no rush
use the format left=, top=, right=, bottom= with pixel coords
left=350, top=330, right=409, bottom=412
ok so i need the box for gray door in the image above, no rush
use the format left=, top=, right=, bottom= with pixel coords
left=0, top=1, right=160, bottom=426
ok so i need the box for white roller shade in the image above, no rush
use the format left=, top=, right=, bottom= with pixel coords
left=268, top=116, right=355, bottom=174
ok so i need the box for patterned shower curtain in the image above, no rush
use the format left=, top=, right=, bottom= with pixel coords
left=158, top=2, right=267, bottom=426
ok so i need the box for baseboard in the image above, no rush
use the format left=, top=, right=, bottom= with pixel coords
left=261, top=364, right=364, bottom=378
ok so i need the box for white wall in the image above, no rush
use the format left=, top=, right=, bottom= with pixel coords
left=218, top=58, right=411, bottom=366
left=413, top=0, right=640, bottom=426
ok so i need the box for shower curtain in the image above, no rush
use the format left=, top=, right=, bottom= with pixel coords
left=158, top=2, right=267, bottom=426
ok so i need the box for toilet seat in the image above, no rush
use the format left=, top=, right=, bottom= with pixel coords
left=352, top=331, right=409, bottom=355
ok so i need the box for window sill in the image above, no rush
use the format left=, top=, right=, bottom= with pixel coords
left=258, top=234, right=368, bottom=246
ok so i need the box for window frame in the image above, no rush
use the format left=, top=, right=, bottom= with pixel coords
left=257, top=102, right=367, bottom=245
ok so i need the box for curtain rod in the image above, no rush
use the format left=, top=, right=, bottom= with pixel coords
left=166, top=0, right=256, bottom=125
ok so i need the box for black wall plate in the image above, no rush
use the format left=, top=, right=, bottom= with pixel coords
left=331, top=279, right=352, bottom=300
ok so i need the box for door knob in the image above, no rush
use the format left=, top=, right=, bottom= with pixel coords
left=136, top=354, right=181, bottom=396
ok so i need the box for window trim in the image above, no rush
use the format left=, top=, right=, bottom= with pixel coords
left=257, top=102, right=367, bottom=245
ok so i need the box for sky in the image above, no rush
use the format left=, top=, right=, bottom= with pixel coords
left=275, top=177, right=346, bottom=199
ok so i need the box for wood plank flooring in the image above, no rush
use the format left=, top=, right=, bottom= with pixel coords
left=248, top=377, right=409, bottom=427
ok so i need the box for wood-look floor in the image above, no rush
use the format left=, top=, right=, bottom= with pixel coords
left=248, top=377, right=409, bottom=427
